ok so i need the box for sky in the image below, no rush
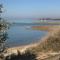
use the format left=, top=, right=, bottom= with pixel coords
left=0, top=0, right=60, bottom=22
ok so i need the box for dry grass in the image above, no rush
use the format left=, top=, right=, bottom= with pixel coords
left=30, top=26, right=60, bottom=53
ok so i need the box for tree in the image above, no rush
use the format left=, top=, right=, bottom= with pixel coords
left=0, top=4, right=8, bottom=53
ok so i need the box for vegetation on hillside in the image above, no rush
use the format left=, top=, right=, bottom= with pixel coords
left=30, top=27, right=60, bottom=53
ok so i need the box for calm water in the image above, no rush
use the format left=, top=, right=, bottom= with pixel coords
left=6, top=25, right=47, bottom=47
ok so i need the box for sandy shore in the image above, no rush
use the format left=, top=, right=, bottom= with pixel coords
left=3, top=43, right=38, bottom=57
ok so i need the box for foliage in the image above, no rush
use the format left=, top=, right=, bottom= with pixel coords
left=5, top=50, right=37, bottom=60
left=0, top=19, right=8, bottom=53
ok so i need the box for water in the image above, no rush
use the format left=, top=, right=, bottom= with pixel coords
left=6, top=19, right=60, bottom=47
left=6, top=25, right=47, bottom=47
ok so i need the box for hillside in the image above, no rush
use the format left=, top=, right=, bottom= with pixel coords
left=29, top=26, right=60, bottom=52
left=27, top=26, right=60, bottom=60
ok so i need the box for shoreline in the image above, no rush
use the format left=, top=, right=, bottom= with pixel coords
left=2, top=25, right=60, bottom=60
left=5, top=25, right=60, bottom=53
left=32, top=25, right=59, bottom=31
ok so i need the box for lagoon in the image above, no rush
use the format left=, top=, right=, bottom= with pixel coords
left=6, top=24, right=47, bottom=47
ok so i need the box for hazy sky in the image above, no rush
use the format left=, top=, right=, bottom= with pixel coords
left=0, top=0, right=60, bottom=18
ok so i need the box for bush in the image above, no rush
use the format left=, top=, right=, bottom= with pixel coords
left=5, top=50, right=37, bottom=60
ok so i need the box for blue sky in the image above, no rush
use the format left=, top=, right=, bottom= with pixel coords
left=0, top=0, right=60, bottom=20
